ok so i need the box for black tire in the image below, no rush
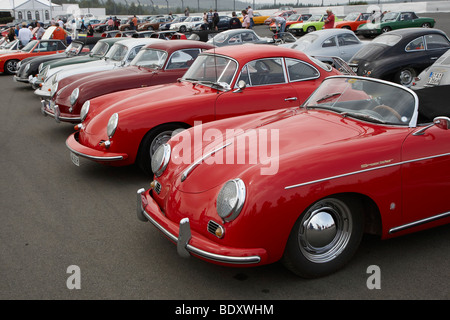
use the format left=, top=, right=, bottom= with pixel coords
left=395, top=67, right=416, bottom=87
left=147, top=26, right=154, bottom=30
left=137, top=124, right=187, bottom=175
left=421, top=22, right=432, bottom=28
left=306, top=26, right=316, bottom=33
left=381, top=26, right=391, bottom=33
left=179, top=25, right=187, bottom=33
left=282, top=195, right=364, bottom=278
left=4, top=59, right=19, bottom=75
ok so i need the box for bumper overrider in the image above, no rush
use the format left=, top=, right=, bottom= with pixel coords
left=13, top=74, right=31, bottom=83
left=136, top=188, right=266, bottom=265
left=40, top=99, right=81, bottom=123
left=66, top=131, right=128, bottom=162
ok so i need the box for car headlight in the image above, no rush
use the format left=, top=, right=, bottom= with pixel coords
left=216, top=179, right=246, bottom=222
left=80, top=100, right=90, bottom=122
left=107, top=113, right=119, bottom=138
left=70, top=88, right=79, bottom=106
left=50, top=81, right=58, bottom=97
left=151, top=143, right=171, bottom=177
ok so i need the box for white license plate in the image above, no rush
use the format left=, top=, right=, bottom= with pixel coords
left=427, top=72, right=443, bottom=85
left=70, top=152, right=80, bottom=166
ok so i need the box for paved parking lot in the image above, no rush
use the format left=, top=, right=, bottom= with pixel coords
left=1, top=13, right=449, bottom=300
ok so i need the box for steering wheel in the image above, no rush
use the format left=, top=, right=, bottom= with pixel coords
left=373, top=105, right=402, bottom=121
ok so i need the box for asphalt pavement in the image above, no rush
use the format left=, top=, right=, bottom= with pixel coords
left=1, top=12, right=449, bottom=301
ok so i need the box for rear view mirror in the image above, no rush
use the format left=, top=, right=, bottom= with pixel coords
left=434, top=116, right=450, bottom=130
left=233, top=80, right=247, bottom=93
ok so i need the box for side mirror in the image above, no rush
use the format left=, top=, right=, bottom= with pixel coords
left=413, top=116, right=450, bottom=135
left=434, top=116, right=450, bottom=130
left=233, top=80, right=247, bottom=93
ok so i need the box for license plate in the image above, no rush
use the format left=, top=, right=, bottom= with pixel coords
left=70, top=152, right=80, bottom=166
left=427, top=72, right=443, bottom=85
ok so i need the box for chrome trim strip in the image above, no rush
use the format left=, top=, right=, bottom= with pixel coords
left=42, top=106, right=81, bottom=121
left=285, top=152, right=450, bottom=190
left=181, top=141, right=232, bottom=182
left=389, top=211, right=450, bottom=234
left=138, top=194, right=261, bottom=264
left=65, top=138, right=124, bottom=161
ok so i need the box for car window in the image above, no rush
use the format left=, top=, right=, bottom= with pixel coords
left=285, top=58, right=320, bottom=82
left=242, top=32, right=257, bottom=42
left=127, top=45, right=144, bottom=61
left=131, top=48, right=167, bottom=68
left=337, top=33, right=360, bottom=46
left=322, top=36, right=336, bottom=48
left=239, top=58, right=286, bottom=86
left=228, top=35, right=241, bottom=44
left=425, top=34, right=450, bottom=50
left=166, top=48, right=201, bottom=69
left=406, top=36, right=425, bottom=51
left=37, top=41, right=49, bottom=51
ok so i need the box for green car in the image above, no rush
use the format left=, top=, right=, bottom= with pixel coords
left=289, top=14, right=341, bottom=36
left=357, top=11, right=436, bottom=38
left=30, top=37, right=124, bottom=89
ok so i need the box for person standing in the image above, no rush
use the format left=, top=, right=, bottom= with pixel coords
left=229, top=12, right=242, bottom=29
left=323, top=8, right=335, bottom=29
left=213, top=10, right=220, bottom=31
left=107, top=16, right=114, bottom=31
left=35, top=22, right=45, bottom=40
left=247, top=6, right=254, bottom=29
left=87, top=24, right=94, bottom=37
left=241, top=10, right=250, bottom=29
left=52, top=23, right=68, bottom=43
left=7, top=27, right=16, bottom=42
left=271, top=16, right=286, bottom=33
left=184, top=7, right=190, bottom=17
left=132, top=15, right=138, bottom=30
left=18, top=24, right=32, bottom=46
left=207, top=9, right=214, bottom=30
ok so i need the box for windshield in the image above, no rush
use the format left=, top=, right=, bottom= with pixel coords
left=182, top=54, right=237, bottom=89
left=105, top=43, right=128, bottom=61
left=381, top=12, right=399, bottom=22
left=90, top=41, right=109, bottom=57
left=288, top=34, right=318, bottom=50
left=308, top=14, right=323, bottom=22
left=303, top=77, right=417, bottom=126
left=287, top=14, right=300, bottom=22
left=3, top=40, right=18, bottom=49
left=65, top=42, right=83, bottom=55
left=21, top=40, right=38, bottom=52
left=372, top=34, right=402, bottom=46
left=344, top=12, right=360, bottom=21
left=131, top=48, right=167, bottom=68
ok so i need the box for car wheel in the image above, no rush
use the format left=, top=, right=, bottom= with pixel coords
left=4, top=59, right=19, bottom=75
left=421, top=22, right=432, bottom=28
left=395, top=67, right=416, bottom=87
left=147, top=26, right=154, bottom=30
left=381, top=26, right=391, bottom=33
left=282, top=195, right=364, bottom=278
left=137, top=124, right=187, bottom=175
left=306, top=26, right=316, bottom=33
left=179, top=25, right=186, bottom=33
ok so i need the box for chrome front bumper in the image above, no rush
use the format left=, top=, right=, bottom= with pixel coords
left=136, top=188, right=262, bottom=265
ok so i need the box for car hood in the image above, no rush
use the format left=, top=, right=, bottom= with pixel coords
left=54, top=58, right=123, bottom=81
left=168, top=108, right=386, bottom=193
left=57, top=66, right=156, bottom=103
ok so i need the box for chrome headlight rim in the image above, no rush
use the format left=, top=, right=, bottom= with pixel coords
left=50, top=81, right=58, bottom=97
left=151, top=143, right=171, bottom=177
left=69, top=87, right=80, bottom=106
left=80, top=100, right=90, bottom=122
left=216, top=179, right=246, bottom=223
left=106, top=113, right=119, bottom=138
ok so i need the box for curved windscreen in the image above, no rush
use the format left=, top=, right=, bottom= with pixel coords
left=303, top=76, right=417, bottom=126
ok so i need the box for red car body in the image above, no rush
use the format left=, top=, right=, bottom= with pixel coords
left=42, top=40, right=215, bottom=123
left=137, top=76, right=450, bottom=278
left=334, top=12, right=371, bottom=31
left=0, top=39, right=66, bottom=74
left=66, top=45, right=341, bottom=174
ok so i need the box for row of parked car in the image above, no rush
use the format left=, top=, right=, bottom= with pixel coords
left=4, top=21, right=450, bottom=278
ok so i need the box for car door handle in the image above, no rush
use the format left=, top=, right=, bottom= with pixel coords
left=430, top=57, right=438, bottom=60
left=284, top=97, right=298, bottom=101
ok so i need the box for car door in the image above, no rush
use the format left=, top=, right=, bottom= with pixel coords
left=400, top=122, right=450, bottom=229
left=215, top=57, right=299, bottom=120
left=424, top=33, right=450, bottom=64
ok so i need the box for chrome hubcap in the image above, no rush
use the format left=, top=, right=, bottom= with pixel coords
left=400, top=70, right=413, bottom=85
left=298, top=198, right=352, bottom=263
left=150, top=130, right=174, bottom=157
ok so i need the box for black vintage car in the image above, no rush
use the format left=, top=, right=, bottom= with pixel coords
left=349, top=28, right=450, bottom=87
left=13, top=37, right=102, bottom=84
